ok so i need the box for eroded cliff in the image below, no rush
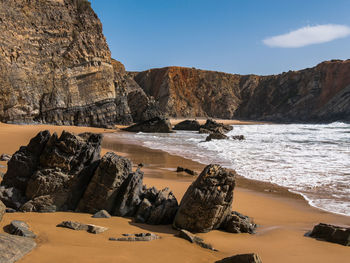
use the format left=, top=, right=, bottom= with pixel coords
left=0, top=0, right=132, bottom=126
left=134, top=60, right=350, bottom=122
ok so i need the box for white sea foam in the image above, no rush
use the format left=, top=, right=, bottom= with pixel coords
left=107, top=122, right=350, bottom=216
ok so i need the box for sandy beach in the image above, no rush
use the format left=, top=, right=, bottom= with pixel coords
left=0, top=122, right=349, bottom=263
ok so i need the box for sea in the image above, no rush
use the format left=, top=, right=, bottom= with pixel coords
left=108, top=122, right=350, bottom=216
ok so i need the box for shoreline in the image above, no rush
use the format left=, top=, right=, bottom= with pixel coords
left=0, top=122, right=349, bottom=263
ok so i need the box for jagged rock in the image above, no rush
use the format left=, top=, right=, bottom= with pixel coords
left=57, top=221, right=89, bottom=231
left=56, top=221, right=108, bottom=234
left=87, top=224, right=108, bottom=234
left=201, top=119, right=233, bottom=134
left=0, top=200, right=5, bottom=222
left=215, top=253, right=263, bottom=263
left=206, top=132, right=228, bottom=141
left=231, top=135, right=245, bottom=141
left=309, top=223, right=350, bottom=246
left=178, top=229, right=217, bottom=251
left=109, top=233, right=160, bottom=241
left=0, top=234, right=37, bottom=263
left=1, top=130, right=51, bottom=192
left=173, top=120, right=201, bottom=131
left=176, top=167, right=197, bottom=176
left=77, top=152, right=132, bottom=214
left=220, top=211, right=257, bottom=234
left=113, top=171, right=143, bottom=217
left=0, top=186, right=27, bottom=210
left=92, top=210, right=111, bottom=218
left=135, top=187, right=178, bottom=225
left=0, top=154, right=11, bottom=161
left=6, top=220, right=36, bottom=238
left=173, top=164, right=236, bottom=233
left=0, top=0, right=132, bottom=126
left=123, top=117, right=172, bottom=133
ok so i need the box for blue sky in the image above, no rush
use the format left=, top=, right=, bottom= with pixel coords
left=90, top=0, right=350, bottom=75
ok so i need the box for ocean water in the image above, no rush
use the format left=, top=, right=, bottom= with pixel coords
left=108, top=122, right=350, bottom=216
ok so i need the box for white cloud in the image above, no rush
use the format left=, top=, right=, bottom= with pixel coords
left=263, top=24, right=350, bottom=48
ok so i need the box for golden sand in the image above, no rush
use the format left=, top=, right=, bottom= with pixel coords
left=0, top=122, right=349, bottom=263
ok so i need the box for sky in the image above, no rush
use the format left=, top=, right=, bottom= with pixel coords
left=90, top=0, right=350, bottom=75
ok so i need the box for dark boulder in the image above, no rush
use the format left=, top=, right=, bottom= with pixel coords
left=231, top=135, right=245, bottom=141
left=0, top=234, right=37, bottom=263
left=176, top=167, right=198, bottom=176
left=135, top=187, right=178, bottom=225
left=77, top=152, right=132, bottom=214
left=0, top=186, right=26, bottom=210
left=6, top=220, right=36, bottom=238
left=92, top=210, right=111, bottom=218
left=215, top=253, right=263, bottom=263
left=200, top=119, right=233, bottom=134
left=220, top=211, right=257, bottom=234
left=206, top=132, right=228, bottom=141
left=173, top=164, right=236, bottom=233
left=173, top=120, right=201, bottom=131
left=309, top=223, right=350, bottom=246
left=1, top=130, right=51, bottom=192
left=0, top=200, right=5, bottom=222
left=123, top=117, right=172, bottom=133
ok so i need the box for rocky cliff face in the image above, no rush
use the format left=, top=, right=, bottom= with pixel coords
left=0, top=0, right=132, bottom=126
left=134, top=60, right=350, bottom=122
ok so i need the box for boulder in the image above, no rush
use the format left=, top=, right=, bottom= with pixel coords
left=6, top=220, right=36, bottom=238
left=173, top=164, right=236, bottom=233
left=109, top=233, right=160, bottom=241
left=123, top=117, right=172, bottom=133
left=215, top=253, right=263, bottom=263
left=0, top=200, right=5, bottom=222
left=178, top=229, right=217, bottom=251
left=231, top=135, right=245, bottom=141
left=220, top=211, right=257, bottom=234
left=173, top=120, right=201, bottom=131
left=77, top=152, right=132, bottom=214
left=200, top=119, right=233, bottom=134
left=0, top=234, right=37, bottom=263
left=0, top=154, right=12, bottom=161
left=176, top=167, right=198, bottom=176
left=135, top=187, right=178, bottom=225
left=87, top=225, right=108, bottom=234
left=92, top=210, right=111, bottom=218
left=309, top=223, right=350, bottom=246
left=206, top=132, right=228, bottom=141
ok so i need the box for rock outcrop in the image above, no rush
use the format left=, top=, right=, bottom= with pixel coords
left=133, top=60, right=350, bottom=123
left=173, top=120, right=201, bottom=131
left=220, top=211, right=256, bottom=234
left=309, top=223, right=350, bottom=246
left=0, top=234, right=37, bottom=263
left=123, top=117, right=173, bottom=133
left=0, top=130, right=178, bottom=225
left=0, top=0, right=132, bottom=126
left=173, top=164, right=236, bottom=233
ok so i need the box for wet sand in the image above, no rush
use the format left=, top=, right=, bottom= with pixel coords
left=0, top=123, right=349, bottom=263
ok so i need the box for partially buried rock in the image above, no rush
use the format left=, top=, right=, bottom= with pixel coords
left=0, top=154, right=12, bottom=161
left=0, top=234, right=36, bottom=263
left=178, top=229, right=217, bottom=251
left=176, top=166, right=197, bottom=176
left=56, top=221, right=108, bottom=234
left=220, top=211, right=257, bottom=234
left=6, top=220, right=36, bottom=238
left=92, top=210, right=111, bottom=218
left=109, top=232, right=160, bottom=241
left=173, top=120, right=201, bottom=131
left=309, top=223, right=350, bottom=246
left=0, top=200, right=5, bottom=222
left=205, top=132, right=228, bottom=141
left=173, top=164, right=236, bottom=233
left=123, top=117, right=172, bottom=133
left=215, top=253, right=263, bottom=263
left=231, top=135, right=245, bottom=141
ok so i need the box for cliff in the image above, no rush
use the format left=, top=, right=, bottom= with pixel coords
left=133, top=60, right=350, bottom=122
left=0, top=0, right=132, bottom=126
